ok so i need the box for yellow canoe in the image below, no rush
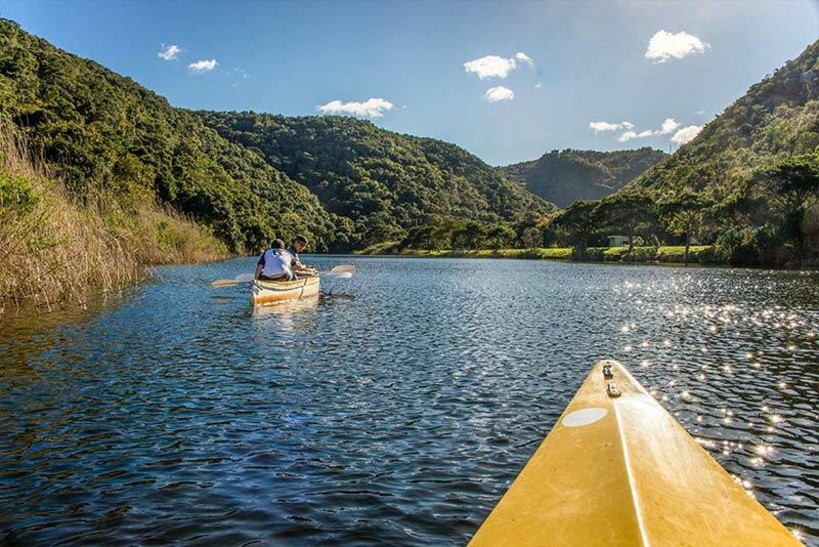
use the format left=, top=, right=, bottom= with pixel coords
left=250, top=276, right=319, bottom=307
left=470, top=360, right=801, bottom=546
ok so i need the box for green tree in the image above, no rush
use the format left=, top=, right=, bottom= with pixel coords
left=755, top=155, right=819, bottom=252
left=553, top=200, right=600, bottom=252
left=659, top=192, right=714, bottom=263
left=596, top=191, right=657, bottom=252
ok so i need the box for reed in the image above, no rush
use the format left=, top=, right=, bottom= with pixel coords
left=0, top=122, right=228, bottom=312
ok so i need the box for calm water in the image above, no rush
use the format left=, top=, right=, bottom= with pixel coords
left=1, top=257, right=817, bottom=545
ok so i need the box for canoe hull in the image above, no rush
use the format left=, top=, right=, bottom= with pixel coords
left=251, top=276, right=319, bottom=307
left=469, top=360, right=800, bottom=546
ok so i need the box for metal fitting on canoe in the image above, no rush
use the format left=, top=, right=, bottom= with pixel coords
left=607, top=382, right=621, bottom=398
left=602, top=364, right=614, bottom=379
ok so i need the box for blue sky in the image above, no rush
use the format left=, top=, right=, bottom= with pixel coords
left=2, top=1, right=817, bottom=165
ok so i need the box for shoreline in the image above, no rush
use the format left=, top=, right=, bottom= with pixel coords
left=353, top=245, right=719, bottom=266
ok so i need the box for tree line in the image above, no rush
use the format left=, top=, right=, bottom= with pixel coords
left=388, top=154, right=819, bottom=266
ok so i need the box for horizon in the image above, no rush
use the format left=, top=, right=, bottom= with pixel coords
left=2, top=1, right=817, bottom=166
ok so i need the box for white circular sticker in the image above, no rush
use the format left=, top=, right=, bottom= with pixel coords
left=562, top=408, right=608, bottom=427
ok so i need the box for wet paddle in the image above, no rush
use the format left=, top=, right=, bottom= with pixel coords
left=210, top=273, right=254, bottom=288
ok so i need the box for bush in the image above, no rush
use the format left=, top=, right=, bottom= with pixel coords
left=0, top=171, right=39, bottom=214
left=577, top=247, right=606, bottom=261
left=622, top=246, right=657, bottom=262
left=603, top=247, right=630, bottom=261
left=534, top=247, right=572, bottom=259
left=656, top=245, right=716, bottom=263
left=713, top=228, right=772, bottom=265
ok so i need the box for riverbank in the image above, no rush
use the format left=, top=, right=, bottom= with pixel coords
left=356, top=244, right=717, bottom=264
left=0, top=124, right=229, bottom=313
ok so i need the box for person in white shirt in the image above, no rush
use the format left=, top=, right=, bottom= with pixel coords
left=254, top=239, right=295, bottom=281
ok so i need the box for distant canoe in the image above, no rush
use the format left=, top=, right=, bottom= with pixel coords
left=469, top=359, right=800, bottom=546
left=251, top=276, right=319, bottom=307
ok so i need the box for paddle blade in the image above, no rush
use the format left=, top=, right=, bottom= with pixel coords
left=211, top=272, right=255, bottom=288
left=330, top=264, right=356, bottom=274
left=321, top=271, right=353, bottom=279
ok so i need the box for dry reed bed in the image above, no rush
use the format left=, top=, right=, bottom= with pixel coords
left=0, top=123, right=227, bottom=313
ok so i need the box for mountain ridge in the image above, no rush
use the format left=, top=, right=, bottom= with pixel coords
left=500, top=147, right=667, bottom=207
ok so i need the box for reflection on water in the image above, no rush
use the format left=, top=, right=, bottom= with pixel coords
left=1, top=257, right=817, bottom=545
left=252, top=295, right=320, bottom=317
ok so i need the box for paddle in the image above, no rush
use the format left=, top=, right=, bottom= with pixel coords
left=210, top=265, right=355, bottom=288
left=210, top=272, right=254, bottom=288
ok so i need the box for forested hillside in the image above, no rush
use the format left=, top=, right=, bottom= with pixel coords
left=196, top=112, right=555, bottom=248
left=545, top=38, right=819, bottom=266
left=0, top=18, right=336, bottom=253
left=501, top=148, right=666, bottom=207
left=0, top=18, right=554, bottom=257
left=632, top=39, right=819, bottom=197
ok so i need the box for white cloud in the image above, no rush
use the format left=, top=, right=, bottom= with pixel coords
left=483, top=86, right=515, bottom=103
left=594, top=116, right=700, bottom=144
left=618, top=128, right=656, bottom=142
left=158, top=44, right=181, bottom=61
left=515, top=52, right=535, bottom=70
left=188, top=59, right=218, bottom=73
left=464, top=55, right=518, bottom=79
left=318, top=98, right=394, bottom=118
left=660, top=118, right=680, bottom=134
left=645, top=30, right=710, bottom=63
left=671, top=125, right=704, bottom=145
left=590, top=121, right=633, bottom=133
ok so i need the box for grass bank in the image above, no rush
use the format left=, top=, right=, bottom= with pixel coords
left=357, top=243, right=717, bottom=264
left=0, top=124, right=228, bottom=312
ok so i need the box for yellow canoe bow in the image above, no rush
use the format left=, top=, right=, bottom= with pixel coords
left=470, top=359, right=801, bottom=546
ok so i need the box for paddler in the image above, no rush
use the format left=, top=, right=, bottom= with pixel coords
left=254, top=239, right=295, bottom=281
left=287, top=235, right=317, bottom=277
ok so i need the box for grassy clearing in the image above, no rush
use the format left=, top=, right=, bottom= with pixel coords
left=0, top=123, right=228, bottom=312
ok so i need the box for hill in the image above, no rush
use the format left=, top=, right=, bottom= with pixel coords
left=0, top=18, right=337, bottom=253
left=0, top=18, right=554, bottom=256
left=500, top=148, right=666, bottom=208
left=631, top=39, right=819, bottom=198
left=195, top=111, right=556, bottom=248
left=546, top=38, right=819, bottom=265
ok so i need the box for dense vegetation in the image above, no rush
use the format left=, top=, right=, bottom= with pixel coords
left=0, top=18, right=554, bottom=262
left=501, top=148, right=666, bottom=208
left=611, top=38, right=819, bottom=265
left=196, top=112, right=555, bottom=250
left=477, top=39, right=819, bottom=267
left=0, top=19, right=343, bottom=253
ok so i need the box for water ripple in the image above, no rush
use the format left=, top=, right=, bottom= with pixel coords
left=1, top=258, right=817, bottom=545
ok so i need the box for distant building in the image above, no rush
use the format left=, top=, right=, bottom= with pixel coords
left=607, top=235, right=629, bottom=247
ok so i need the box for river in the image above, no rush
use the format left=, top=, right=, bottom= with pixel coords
left=1, top=257, right=817, bottom=545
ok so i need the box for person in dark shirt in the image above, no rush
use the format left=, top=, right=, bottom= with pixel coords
left=287, top=235, right=316, bottom=277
